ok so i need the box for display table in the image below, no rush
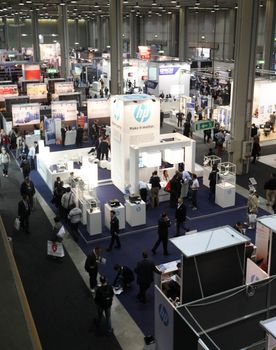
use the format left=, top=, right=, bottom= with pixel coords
left=104, top=203, right=125, bottom=230
left=215, top=182, right=235, bottom=208
left=203, top=167, right=211, bottom=188
left=125, top=199, right=146, bottom=227
left=64, top=130, right=76, bottom=146
left=87, top=208, right=102, bottom=235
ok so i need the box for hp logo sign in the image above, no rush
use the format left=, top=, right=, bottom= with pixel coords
left=134, top=104, right=151, bottom=123
left=159, top=304, right=169, bottom=326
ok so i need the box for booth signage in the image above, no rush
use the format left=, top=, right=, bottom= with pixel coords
left=138, top=46, right=151, bottom=60
left=159, top=67, right=179, bottom=75
left=133, top=104, right=151, bottom=123
left=195, top=120, right=215, bottom=131
left=145, top=80, right=158, bottom=89
left=159, top=304, right=169, bottom=326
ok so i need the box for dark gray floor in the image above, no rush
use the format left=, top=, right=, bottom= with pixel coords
left=0, top=158, right=121, bottom=350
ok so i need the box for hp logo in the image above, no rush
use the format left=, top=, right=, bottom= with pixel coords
left=159, top=304, right=169, bottom=326
left=134, top=104, right=151, bottom=123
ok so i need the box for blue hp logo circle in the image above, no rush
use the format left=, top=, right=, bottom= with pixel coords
left=136, top=207, right=141, bottom=212
left=159, top=304, right=169, bottom=326
left=134, top=104, right=151, bottom=123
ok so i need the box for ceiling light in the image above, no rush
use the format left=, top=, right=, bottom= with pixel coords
left=19, top=1, right=24, bottom=5
left=134, top=2, right=139, bottom=8
left=26, top=0, right=32, bottom=3
left=71, top=0, right=77, bottom=2
left=234, top=3, right=238, bottom=9
left=168, top=11, right=172, bottom=14
left=60, top=0, right=66, bottom=5
left=75, top=42, right=79, bottom=44
left=123, top=0, right=128, bottom=3
left=176, top=2, right=180, bottom=7
left=152, top=0, right=157, bottom=6
left=259, top=3, right=264, bottom=7
left=21, top=33, right=27, bottom=36
left=170, top=0, right=176, bottom=3
left=94, top=2, right=99, bottom=7
left=195, top=1, right=200, bottom=5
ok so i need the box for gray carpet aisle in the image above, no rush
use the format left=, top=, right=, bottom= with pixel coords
left=0, top=158, right=121, bottom=350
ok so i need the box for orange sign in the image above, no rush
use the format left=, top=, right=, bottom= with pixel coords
left=138, top=46, right=151, bottom=60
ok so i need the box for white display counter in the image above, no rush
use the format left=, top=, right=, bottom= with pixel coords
left=104, top=203, right=126, bottom=230
left=87, top=208, right=102, bottom=236
left=215, top=182, right=235, bottom=208
left=37, top=147, right=98, bottom=191
left=125, top=199, right=146, bottom=227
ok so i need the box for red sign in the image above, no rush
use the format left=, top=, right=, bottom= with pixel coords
left=141, top=75, right=148, bottom=81
left=138, top=46, right=151, bottom=60
left=24, top=64, right=41, bottom=80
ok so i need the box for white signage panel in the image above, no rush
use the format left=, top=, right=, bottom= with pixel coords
left=255, top=222, right=271, bottom=273
left=54, top=81, right=74, bottom=94
left=87, top=99, right=110, bottom=119
left=12, top=103, right=40, bottom=126
left=51, top=100, right=77, bottom=121
left=0, top=84, right=18, bottom=102
left=27, top=83, right=47, bottom=99
left=245, top=258, right=269, bottom=284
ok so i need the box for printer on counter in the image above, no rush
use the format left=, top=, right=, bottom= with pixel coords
left=129, top=194, right=141, bottom=204
left=108, top=199, right=120, bottom=207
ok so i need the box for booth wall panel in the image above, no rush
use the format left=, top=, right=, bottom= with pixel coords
left=270, top=233, right=276, bottom=275
left=181, top=256, right=203, bottom=303
left=174, top=312, right=198, bottom=350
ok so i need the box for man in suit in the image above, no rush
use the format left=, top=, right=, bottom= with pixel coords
left=18, top=195, right=31, bottom=234
left=84, top=247, right=102, bottom=294
left=175, top=198, right=187, bottom=237
left=152, top=212, right=171, bottom=256
left=135, top=251, right=161, bottom=303
left=76, top=124, right=84, bottom=147
left=106, top=210, right=121, bottom=252
left=20, top=176, right=36, bottom=209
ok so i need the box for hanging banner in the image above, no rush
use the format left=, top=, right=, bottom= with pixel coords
left=138, top=46, right=151, bottom=60
left=51, top=100, right=77, bottom=121
left=0, top=84, right=18, bottom=102
left=12, top=103, right=40, bottom=126
left=77, top=115, right=88, bottom=129
left=44, top=116, right=56, bottom=145
left=54, top=118, right=62, bottom=144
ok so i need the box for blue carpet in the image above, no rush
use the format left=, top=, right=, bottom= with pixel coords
left=29, top=166, right=270, bottom=336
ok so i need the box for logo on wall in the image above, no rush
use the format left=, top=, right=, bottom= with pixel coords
left=159, top=304, right=169, bottom=326
left=134, top=103, right=151, bottom=123
left=113, top=103, right=121, bottom=121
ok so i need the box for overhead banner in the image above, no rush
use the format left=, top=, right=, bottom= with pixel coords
left=87, top=99, right=110, bottom=119
left=51, top=101, right=77, bottom=121
left=54, top=81, right=74, bottom=94
left=0, top=84, right=18, bottom=102
left=44, top=116, right=56, bottom=145
left=23, top=64, right=41, bottom=80
left=27, top=83, right=47, bottom=99
left=12, top=103, right=40, bottom=126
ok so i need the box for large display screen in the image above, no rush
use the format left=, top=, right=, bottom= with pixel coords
left=27, top=83, right=47, bottom=99
left=54, top=81, right=74, bottom=94
left=51, top=101, right=77, bottom=121
left=0, top=84, right=18, bottom=102
left=12, top=103, right=40, bottom=126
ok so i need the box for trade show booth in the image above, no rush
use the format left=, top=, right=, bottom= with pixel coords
left=87, top=98, right=110, bottom=124
left=215, top=162, right=236, bottom=208
left=146, top=61, right=190, bottom=97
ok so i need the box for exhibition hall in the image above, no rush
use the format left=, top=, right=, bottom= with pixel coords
left=1, top=0, right=276, bottom=350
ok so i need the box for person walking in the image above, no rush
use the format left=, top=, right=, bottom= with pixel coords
left=251, top=136, right=261, bottom=164
left=175, top=198, right=187, bottom=237
left=214, top=128, right=225, bottom=157
left=76, top=124, right=84, bottom=147
left=61, top=187, right=75, bottom=220
left=247, top=189, right=259, bottom=229
left=20, top=176, right=36, bottom=209
left=149, top=170, right=161, bottom=208
left=20, top=155, right=31, bottom=178
left=208, top=165, right=219, bottom=202
left=152, top=212, right=171, bottom=256
left=135, top=251, right=161, bottom=303
left=264, top=173, right=276, bottom=207
left=191, top=173, right=199, bottom=210
left=181, top=170, right=192, bottom=199
left=169, top=171, right=182, bottom=208
left=0, top=147, right=10, bottom=177
left=85, top=247, right=102, bottom=294
left=67, top=204, right=82, bottom=241
left=106, top=210, right=121, bottom=252
left=94, top=275, right=114, bottom=335
left=18, top=195, right=31, bottom=234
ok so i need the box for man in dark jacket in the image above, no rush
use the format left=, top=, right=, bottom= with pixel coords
left=149, top=171, right=161, bottom=208
left=18, top=195, right=31, bottom=234
left=84, top=247, right=102, bottom=293
left=175, top=198, right=187, bottom=236
left=106, top=210, right=121, bottom=252
left=134, top=251, right=161, bottom=303
left=152, top=212, right=171, bottom=255
left=94, top=275, right=114, bottom=334
left=20, top=156, right=31, bottom=178
left=20, top=176, right=36, bottom=209
left=76, top=124, right=84, bottom=147
left=169, top=172, right=182, bottom=208
left=208, top=165, right=219, bottom=202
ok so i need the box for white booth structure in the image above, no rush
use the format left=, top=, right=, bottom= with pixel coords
left=129, top=133, right=195, bottom=194
left=37, top=146, right=98, bottom=191
left=260, top=317, right=276, bottom=350
left=215, top=162, right=236, bottom=208
left=110, top=94, right=160, bottom=193
left=146, top=61, right=190, bottom=97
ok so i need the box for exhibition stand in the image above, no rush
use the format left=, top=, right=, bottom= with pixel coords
left=154, top=225, right=249, bottom=350
left=87, top=208, right=102, bottom=236
left=125, top=199, right=146, bottom=227
left=87, top=98, right=110, bottom=124
left=215, top=162, right=236, bottom=208
left=129, top=132, right=195, bottom=194
left=255, top=214, right=276, bottom=275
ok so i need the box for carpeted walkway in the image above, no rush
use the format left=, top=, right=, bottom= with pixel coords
left=0, top=158, right=121, bottom=350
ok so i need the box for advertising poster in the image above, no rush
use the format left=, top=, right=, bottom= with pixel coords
left=87, top=99, right=110, bottom=119
left=0, top=84, right=18, bottom=102
left=23, top=64, right=41, bottom=80
left=77, top=115, right=87, bottom=129
left=138, top=46, right=151, bottom=60
left=27, top=83, right=47, bottom=99
left=54, top=118, right=62, bottom=144
left=44, top=116, right=56, bottom=145
left=54, top=81, right=74, bottom=95
left=51, top=101, right=77, bottom=121
left=255, top=222, right=271, bottom=273
left=245, top=258, right=269, bottom=284
left=12, top=103, right=40, bottom=126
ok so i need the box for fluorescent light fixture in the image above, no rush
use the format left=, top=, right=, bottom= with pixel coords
left=152, top=0, right=157, bottom=5
left=21, top=33, right=27, bottom=36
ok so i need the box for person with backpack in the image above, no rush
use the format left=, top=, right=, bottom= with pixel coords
left=94, top=275, right=114, bottom=335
